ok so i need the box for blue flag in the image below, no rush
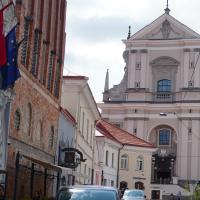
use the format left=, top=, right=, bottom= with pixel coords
left=0, top=26, right=20, bottom=90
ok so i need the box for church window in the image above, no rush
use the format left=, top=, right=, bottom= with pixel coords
left=135, top=82, right=140, bottom=88
left=121, top=155, right=128, bottom=169
left=188, top=81, right=194, bottom=88
left=159, top=129, right=170, bottom=145
left=14, top=109, right=21, bottom=131
left=189, top=61, right=194, bottom=68
left=136, top=156, right=144, bottom=171
left=136, top=62, right=141, bottom=69
left=157, top=79, right=171, bottom=92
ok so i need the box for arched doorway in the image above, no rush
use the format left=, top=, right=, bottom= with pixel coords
left=120, top=181, right=128, bottom=191
left=149, top=125, right=177, bottom=184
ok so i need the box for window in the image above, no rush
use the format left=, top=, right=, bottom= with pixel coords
left=49, top=126, right=54, bottom=149
left=188, top=80, right=194, bottom=88
left=82, top=112, right=85, bottom=136
left=111, top=180, right=114, bottom=186
left=189, top=61, right=194, bottom=68
left=112, top=153, right=114, bottom=168
left=35, top=120, right=42, bottom=141
left=135, top=82, right=140, bottom=88
left=136, top=156, right=144, bottom=171
left=157, top=79, right=171, bottom=92
left=159, top=129, right=170, bottom=145
left=31, top=29, right=40, bottom=76
left=14, top=109, right=21, bottom=131
left=47, top=50, right=55, bottom=90
left=136, top=62, right=141, bottom=69
left=54, top=61, right=61, bottom=98
left=105, top=150, right=109, bottom=166
left=86, top=119, right=89, bottom=141
left=103, top=179, right=107, bottom=186
left=121, top=155, right=128, bottom=169
left=21, top=17, right=31, bottom=65
left=26, top=103, right=32, bottom=136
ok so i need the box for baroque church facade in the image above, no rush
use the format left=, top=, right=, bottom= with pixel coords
left=99, top=7, right=200, bottom=187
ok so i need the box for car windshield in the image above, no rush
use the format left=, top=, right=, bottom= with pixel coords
left=58, top=188, right=117, bottom=200
left=124, top=190, right=144, bottom=197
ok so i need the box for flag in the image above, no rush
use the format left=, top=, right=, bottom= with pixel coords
left=3, top=1, right=17, bottom=36
left=0, top=26, right=20, bottom=90
left=0, top=0, right=17, bottom=36
left=0, top=9, right=6, bottom=66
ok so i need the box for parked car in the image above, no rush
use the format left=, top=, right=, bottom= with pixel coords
left=122, top=189, right=145, bottom=200
left=57, top=185, right=121, bottom=200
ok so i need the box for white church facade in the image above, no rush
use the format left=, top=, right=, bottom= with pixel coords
left=98, top=6, right=200, bottom=191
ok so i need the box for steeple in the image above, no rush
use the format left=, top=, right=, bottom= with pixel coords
left=164, top=0, right=170, bottom=14
left=127, top=25, right=131, bottom=39
left=104, top=69, right=109, bottom=92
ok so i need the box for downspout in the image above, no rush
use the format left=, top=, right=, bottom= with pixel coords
left=116, top=144, right=124, bottom=188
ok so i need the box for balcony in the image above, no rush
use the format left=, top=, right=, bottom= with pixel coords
left=154, top=92, right=173, bottom=102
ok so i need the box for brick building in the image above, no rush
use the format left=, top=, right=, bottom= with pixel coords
left=6, top=1, right=67, bottom=199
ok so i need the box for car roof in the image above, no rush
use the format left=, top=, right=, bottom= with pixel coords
left=59, top=185, right=118, bottom=191
left=125, top=189, right=144, bottom=192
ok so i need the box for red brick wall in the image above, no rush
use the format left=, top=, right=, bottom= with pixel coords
left=6, top=0, right=67, bottom=199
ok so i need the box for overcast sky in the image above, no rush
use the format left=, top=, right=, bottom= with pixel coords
left=63, top=0, right=200, bottom=102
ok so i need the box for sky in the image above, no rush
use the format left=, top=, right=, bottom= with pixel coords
left=63, top=0, right=200, bottom=102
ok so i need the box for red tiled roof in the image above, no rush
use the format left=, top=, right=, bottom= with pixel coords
left=63, top=75, right=88, bottom=80
left=60, top=107, right=76, bottom=125
left=96, top=120, right=155, bottom=148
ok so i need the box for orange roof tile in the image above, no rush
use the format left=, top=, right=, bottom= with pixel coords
left=96, top=120, right=155, bottom=148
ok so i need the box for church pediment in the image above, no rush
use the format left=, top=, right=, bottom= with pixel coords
left=130, top=13, right=200, bottom=40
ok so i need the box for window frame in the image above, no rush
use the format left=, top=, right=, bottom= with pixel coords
left=157, top=79, right=171, bottom=92
left=158, top=129, right=171, bottom=146
left=136, top=156, right=144, bottom=171
left=120, top=154, right=128, bottom=170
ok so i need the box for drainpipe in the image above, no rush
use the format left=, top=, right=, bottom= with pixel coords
left=116, top=144, right=124, bottom=189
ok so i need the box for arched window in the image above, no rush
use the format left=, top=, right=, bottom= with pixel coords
left=14, top=109, right=21, bottom=131
left=157, top=79, right=171, bottom=92
left=159, top=129, right=171, bottom=145
left=121, top=155, right=128, bottom=169
left=136, top=156, right=144, bottom=171
left=35, top=121, right=42, bottom=141
left=26, top=103, right=32, bottom=136
left=49, top=126, right=54, bottom=149
left=135, top=181, right=144, bottom=190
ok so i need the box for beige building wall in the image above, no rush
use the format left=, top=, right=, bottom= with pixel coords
left=61, top=77, right=100, bottom=184
left=119, top=146, right=155, bottom=199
